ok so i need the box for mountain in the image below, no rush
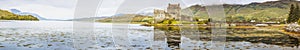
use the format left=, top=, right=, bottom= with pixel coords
left=10, top=9, right=21, bottom=13
left=10, top=9, right=47, bottom=20
left=96, top=14, right=151, bottom=23
left=181, top=0, right=298, bottom=22
left=65, top=17, right=108, bottom=21
left=9, top=9, right=76, bottom=21
left=0, top=9, right=38, bottom=20
left=97, top=0, right=297, bottom=23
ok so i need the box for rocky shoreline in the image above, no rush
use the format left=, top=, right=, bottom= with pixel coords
left=285, top=23, right=300, bottom=33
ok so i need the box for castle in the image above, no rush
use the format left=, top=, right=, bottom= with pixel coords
left=154, top=3, right=181, bottom=22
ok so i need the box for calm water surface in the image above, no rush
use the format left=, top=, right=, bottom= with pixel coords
left=0, top=21, right=299, bottom=50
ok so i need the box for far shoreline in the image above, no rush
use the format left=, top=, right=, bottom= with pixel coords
left=0, top=20, right=39, bottom=22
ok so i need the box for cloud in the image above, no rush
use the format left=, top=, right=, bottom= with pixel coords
left=97, top=0, right=124, bottom=16
left=0, top=0, right=76, bottom=8
left=8, top=4, right=75, bottom=19
left=0, top=0, right=76, bottom=19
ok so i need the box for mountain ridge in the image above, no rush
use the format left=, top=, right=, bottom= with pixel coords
left=181, top=0, right=299, bottom=22
left=95, top=0, right=299, bottom=23
left=0, top=9, right=38, bottom=20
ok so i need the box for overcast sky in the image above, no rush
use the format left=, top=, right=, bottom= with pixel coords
left=0, top=0, right=288, bottom=19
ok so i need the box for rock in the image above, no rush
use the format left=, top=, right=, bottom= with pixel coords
left=0, top=46, right=4, bottom=48
left=234, top=47, right=241, bottom=49
left=100, top=46, right=105, bottom=48
left=48, top=44, right=52, bottom=46
left=60, top=40, right=65, bottom=42
left=23, top=44, right=32, bottom=47
left=88, top=47, right=93, bottom=48
left=225, top=46, right=230, bottom=48
left=245, top=46, right=251, bottom=49
left=232, top=45, right=235, bottom=47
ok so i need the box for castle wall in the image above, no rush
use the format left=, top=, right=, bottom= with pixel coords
left=153, top=3, right=182, bottom=23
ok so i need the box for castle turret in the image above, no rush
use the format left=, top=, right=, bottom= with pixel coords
left=167, top=3, right=181, bottom=20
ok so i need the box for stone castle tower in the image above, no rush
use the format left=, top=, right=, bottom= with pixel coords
left=153, top=3, right=181, bottom=23
left=167, top=3, right=181, bottom=20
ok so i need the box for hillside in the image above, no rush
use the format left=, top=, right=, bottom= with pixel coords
left=0, top=9, right=38, bottom=21
left=182, top=0, right=297, bottom=23
left=97, top=0, right=298, bottom=23
left=66, top=17, right=107, bottom=21
left=96, top=14, right=152, bottom=23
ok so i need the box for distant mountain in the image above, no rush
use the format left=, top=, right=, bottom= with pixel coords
left=8, top=9, right=110, bottom=21
left=0, top=9, right=38, bottom=20
left=65, top=17, right=108, bottom=21
left=96, top=14, right=151, bottom=22
left=10, top=9, right=21, bottom=13
left=138, top=12, right=154, bottom=16
left=113, top=14, right=126, bottom=16
left=137, top=10, right=154, bottom=16
left=10, top=9, right=47, bottom=20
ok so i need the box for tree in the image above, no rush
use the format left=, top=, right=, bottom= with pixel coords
left=298, top=18, right=300, bottom=25
left=295, top=4, right=300, bottom=22
left=287, top=3, right=300, bottom=23
left=0, top=16, right=3, bottom=19
left=287, top=4, right=294, bottom=23
left=142, top=17, right=154, bottom=24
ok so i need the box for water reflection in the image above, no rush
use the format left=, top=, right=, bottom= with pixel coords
left=154, top=26, right=181, bottom=48
left=154, top=26, right=300, bottom=49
